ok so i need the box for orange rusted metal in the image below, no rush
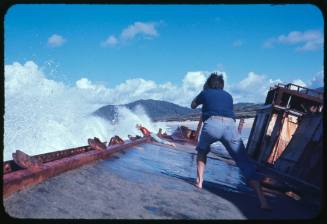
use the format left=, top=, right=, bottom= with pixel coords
left=3, top=137, right=150, bottom=198
left=3, top=145, right=95, bottom=175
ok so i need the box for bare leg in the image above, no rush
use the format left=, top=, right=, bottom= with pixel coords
left=248, top=180, right=271, bottom=210
left=219, top=128, right=271, bottom=210
left=195, top=153, right=207, bottom=189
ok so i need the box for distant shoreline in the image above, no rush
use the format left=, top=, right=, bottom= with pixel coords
left=94, top=99, right=262, bottom=123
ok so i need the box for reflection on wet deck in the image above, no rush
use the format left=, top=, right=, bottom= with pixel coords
left=101, top=143, right=247, bottom=193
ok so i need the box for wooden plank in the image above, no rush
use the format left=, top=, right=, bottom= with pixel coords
left=258, top=112, right=284, bottom=163
left=246, top=110, right=270, bottom=157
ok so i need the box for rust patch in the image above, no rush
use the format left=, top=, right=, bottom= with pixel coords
left=3, top=137, right=151, bottom=198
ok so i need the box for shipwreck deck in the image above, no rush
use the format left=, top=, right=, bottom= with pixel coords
left=3, top=142, right=319, bottom=219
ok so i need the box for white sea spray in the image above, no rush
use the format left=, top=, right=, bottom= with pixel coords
left=4, top=61, right=167, bottom=161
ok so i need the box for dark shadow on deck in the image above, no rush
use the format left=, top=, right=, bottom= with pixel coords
left=161, top=172, right=319, bottom=220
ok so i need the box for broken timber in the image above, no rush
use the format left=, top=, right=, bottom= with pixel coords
left=246, top=83, right=323, bottom=190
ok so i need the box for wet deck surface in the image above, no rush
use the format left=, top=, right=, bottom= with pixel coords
left=4, top=143, right=319, bottom=219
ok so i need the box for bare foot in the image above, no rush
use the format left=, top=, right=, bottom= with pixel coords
left=248, top=180, right=272, bottom=211
left=195, top=179, right=203, bottom=189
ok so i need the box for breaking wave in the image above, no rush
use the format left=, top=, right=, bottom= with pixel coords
left=4, top=61, right=167, bottom=161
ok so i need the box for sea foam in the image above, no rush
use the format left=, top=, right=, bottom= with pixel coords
left=4, top=61, right=167, bottom=161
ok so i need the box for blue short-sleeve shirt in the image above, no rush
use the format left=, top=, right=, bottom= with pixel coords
left=195, top=89, right=235, bottom=121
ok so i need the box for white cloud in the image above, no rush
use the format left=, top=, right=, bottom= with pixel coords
left=76, top=78, right=97, bottom=90
left=75, top=78, right=111, bottom=102
left=291, top=79, right=307, bottom=88
left=101, top=35, right=118, bottom=47
left=263, top=38, right=275, bottom=48
left=277, top=30, right=321, bottom=44
left=229, top=72, right=282, bottom=103
left=47, top=34, right=66, bottom=47
left=77, top=71, right=212, bottom=106
left=308, top=69, right=324, bottom=88
left=112, top=78, right=157, bottom=101
left=263, top=30, right=323, bottom=52
left=101, top=21, right=160, bottom=46
left=182, top=71, right=208, bottom=91
left=296, top=38, right=323, bottom=52
left=5, top=61, right=65, bottom=97
left=121, top=22, right=158, bottom=40
left=232, top=40, right=244, bottom=47
left=228, top=71, right=323, bottom=103
left=6, top=60, right=319, bottom=107
left=5, top=61, right=111, bottom=106
left=238, top=72, right=265, bottom=89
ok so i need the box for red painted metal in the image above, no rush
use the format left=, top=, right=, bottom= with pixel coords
left=3, top=137, right=150, bottom=198
left=3, top=145, right=97, bottom=175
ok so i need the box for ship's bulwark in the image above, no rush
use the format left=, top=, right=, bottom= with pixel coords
left=3, top=138, right=150, bottom=198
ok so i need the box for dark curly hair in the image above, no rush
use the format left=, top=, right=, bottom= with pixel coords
left=203, top=72, right=224, bottom=90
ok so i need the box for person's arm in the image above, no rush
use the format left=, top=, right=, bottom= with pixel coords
left=191, top=91, right=203, bottom=109
left=191, top=98, right=198, bottom=109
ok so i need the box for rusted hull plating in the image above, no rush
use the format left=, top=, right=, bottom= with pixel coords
left=3, top=137, right=150, bottom=198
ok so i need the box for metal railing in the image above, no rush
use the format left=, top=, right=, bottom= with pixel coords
left=270, top=83, right=323, bottom=99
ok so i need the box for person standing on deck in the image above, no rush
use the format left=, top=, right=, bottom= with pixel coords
left=191, top=73, right=271, bottom=210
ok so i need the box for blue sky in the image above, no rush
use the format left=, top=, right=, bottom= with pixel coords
left=4, top=4, right=324, bottom=104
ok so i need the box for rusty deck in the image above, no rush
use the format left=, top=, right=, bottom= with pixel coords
left=3, top=137, right=150, bottom=198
